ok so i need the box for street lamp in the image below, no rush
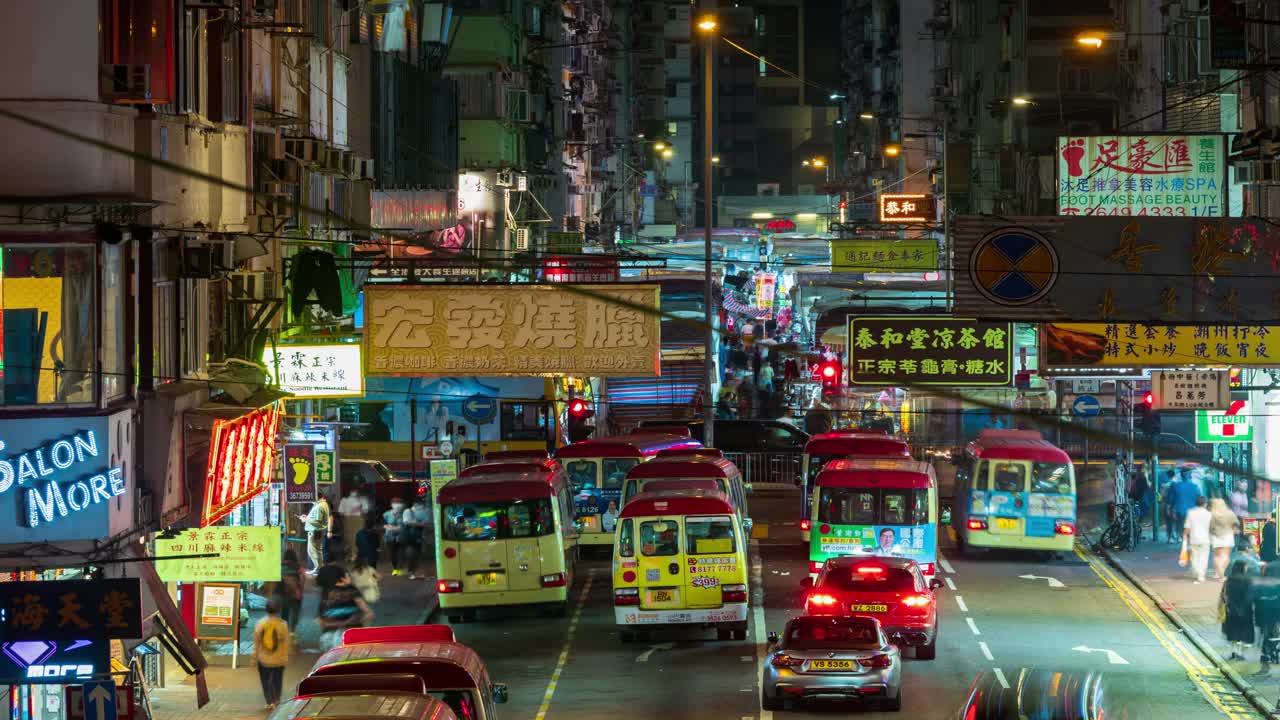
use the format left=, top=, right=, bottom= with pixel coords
left=1011, top=96, right=1033, bottom=106
left=662, top=148, right=674, bottom=159
left=697, top=9, right=718, bottom=447
left=711, top=155, right=720, bottom=164
left=654, top=141, right=667, bottom=151
left=884, top=144, right=902, bottom=157
left=859, top=112, right=874, bottom=120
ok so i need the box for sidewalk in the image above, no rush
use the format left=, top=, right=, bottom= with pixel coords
left=149, top=563, right=440, bottom=720
left=1083, top=512, right=1280, bottom=715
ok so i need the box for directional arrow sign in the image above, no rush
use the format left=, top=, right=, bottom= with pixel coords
left=1019, top=574, right=1065, bottom=588
left=82, top=682, right=117, bottom=720
left=636, top=642, right=675, bottom=662
left=1073, top=645, right=1129, bottom=665
left=1072, top=394, right=1101, bottom=418
left=461, top=394, right=497, bottom=425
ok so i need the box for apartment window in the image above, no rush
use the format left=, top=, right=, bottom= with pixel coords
left=666, top=44, right=677, bottom=59
left=668, top=7, right=677, bottom=20
left=1, top=243, right=97, bottom=407
left=181, top=279, right=209, bottom=379
left=667, top=122, right=678, bottom=136
left=759, top=86, right=800, bottom=106
left=102, top=243, right=127, bottom=402
left=100, top=0, right=176, bottom=105
left=154, top=282, right=177, bottom=384
left=666, top=81, right=678, bottom=97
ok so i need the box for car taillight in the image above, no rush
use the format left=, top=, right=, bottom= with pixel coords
left=1056, top=521, right=1076, bottom=535
left=800, top=519, right=811, bottom=531
left=541, top=573, right=567, bottom=587
left=919, top=563, right=936, bottom=576
left=722, top=584, right=748, bottom=603
left=856, top=566, right=884, bottom=575
left=806, top=593, right=838, bottom=613
left=614, top=588, right=640, bottom=606
left=437, top=579, right=462, bottom=594
left=858, top=654, right=892, bottom=668
left=771, top=654, right=804, bottom=668
left=810, top=561, right=824, bottom=574
left=968, top=518, right=988, bottom=531
left=900, top=594, right=932, bottom=608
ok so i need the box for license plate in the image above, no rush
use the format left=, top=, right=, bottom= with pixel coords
left=809, top=659, right=854, bottom=671
left=475, top=573, right=499, bottom=586
left=996, top=517, right=1020, bottom=530
left=849, top=603, right=888, bottom=613
left=648, top=589, right=676, bottom=603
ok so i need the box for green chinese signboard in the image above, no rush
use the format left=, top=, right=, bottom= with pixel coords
left=1195, top=402, right=1253, bottom=443
left=847, top=317, right=1013, bottom=386
left=829, top=239, right=938, bottom=273
left=314, top=449, right=337, bottom=484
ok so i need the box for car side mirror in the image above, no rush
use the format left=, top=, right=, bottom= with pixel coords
left=800, top=576, right=814, bottom=589
left=930, top=578, right=945, bottom=590
left=493, top=683, right=509, bottom=704
left=743, top=517, right=754, bottom=533
left=767, top=631, right=779, bottom=645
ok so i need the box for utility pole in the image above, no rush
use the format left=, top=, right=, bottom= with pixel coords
left=698, top=8, right=718, bottom=447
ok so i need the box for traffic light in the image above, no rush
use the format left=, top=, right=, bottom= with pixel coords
left=1136, top=392, right=1162, bottom=436
left=819, top=360, right=842, bottom=394
left=568, top=399, right=595, bottom=443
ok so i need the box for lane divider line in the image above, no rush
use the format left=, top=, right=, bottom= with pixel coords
left=750, top=539, right=773, bottom=720
left=955, top=595, right=968, bottom=613
left=993, top=667, right=1010, bottom=690
left=966, top=617, right=981, bottom=636
left=1075, top=545, right=1252, bottom=720
left=979, top=641, right=994, bottom=661
left=944, top=577, right=957, bottom=591
left=532, top=572, right=593, bottom=720
left=939, top=556, right=956, bottom=574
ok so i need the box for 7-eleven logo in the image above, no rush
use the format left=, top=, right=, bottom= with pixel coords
left=1198, top=400, right=1253, bottom=443
left=1222, top=400, right=1246, bottom=436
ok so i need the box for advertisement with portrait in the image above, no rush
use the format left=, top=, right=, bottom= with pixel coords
left=457, top=171, right=503, bottom=255
left=360, top=190, right=464, bottom=280
left=0, top=414, right=133, bottom=545
left=815, top=525, right=936, bottom=563
left=363, top=284, right=661, bottom=377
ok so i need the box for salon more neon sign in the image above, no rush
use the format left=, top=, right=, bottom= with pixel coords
left=0, top=430, right=126, bottom=529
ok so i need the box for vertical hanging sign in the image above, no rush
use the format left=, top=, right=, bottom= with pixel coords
left=283, top=444, right=317, bottom=503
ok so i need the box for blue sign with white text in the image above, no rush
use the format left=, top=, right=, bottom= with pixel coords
left=0, top=417, right=123, bottom=543
left=461, top=394, right=497, bottom=425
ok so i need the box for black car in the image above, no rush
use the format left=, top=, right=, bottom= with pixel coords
left=637, top=419, right=809, bottom=454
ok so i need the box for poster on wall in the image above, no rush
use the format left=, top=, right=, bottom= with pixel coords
left=1057, top=134, right=1226, bottom=216
left=283, top=444, right=318, bottom=503
left=364, top=284, right=661, bottom=377
left=155, top=526, right=282, bottom=582
left=195, top=583, right=241, bottom=641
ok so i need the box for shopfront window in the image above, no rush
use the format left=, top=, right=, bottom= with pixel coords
left=1, top=245, right=97, bottom=406
left=102, top=243, right=126, bottom=401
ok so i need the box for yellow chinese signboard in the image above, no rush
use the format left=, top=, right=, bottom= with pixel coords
left=829, top=239, right=938, bottom=273
left=155, top=526, right=282, bottom=582
left=1042, top=323, right=1280, bottom=369
left=364, top=284, right=661, bottom=376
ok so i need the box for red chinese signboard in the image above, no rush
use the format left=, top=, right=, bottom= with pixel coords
left=879, top=194, right=936, bottom=223
left=201, top=405, right=281, bottom=526
left=542, top=256, right=620, bottom=283
left=1057, top=134, right=1226, bottom=217
left=764, top=218, right=796, bottom=232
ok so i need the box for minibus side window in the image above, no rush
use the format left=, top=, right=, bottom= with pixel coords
left=686, top=515, right=736, bottom=554
left=619, top=519, right=635, bottom=557
left=640, top=521, right=679, bottom=556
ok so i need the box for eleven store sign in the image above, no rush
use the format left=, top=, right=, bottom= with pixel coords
left=1195, top=400, right=1253, bottom=443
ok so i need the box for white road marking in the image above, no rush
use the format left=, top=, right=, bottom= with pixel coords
left=1018, top=573, right=1065, bottom=588
left=944, top=577, right=957, bottom=591
left=740, top=655, right=753, bottom=662
left=979, top=641, right=993, bottom=661
left=1072, top=645, right=1129, bottom=665
left=966, top=617, right=981, bottom=636
left=636, top=642, right=675, bottom=662
left=750, top=539, right=772, bottom=720
left=955, top=596, right=968, bottom=613
left=533, top=573, right=593, bottom=720
left=939, top=556, right=956, bottom=574
left=993, top=667, right=1010, bottom=689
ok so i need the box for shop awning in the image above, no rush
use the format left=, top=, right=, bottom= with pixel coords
left=133, top=543, right=210, bottom=707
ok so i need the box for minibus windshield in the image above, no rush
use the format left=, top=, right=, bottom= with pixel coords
left=441, top=498, right=555, bottom=541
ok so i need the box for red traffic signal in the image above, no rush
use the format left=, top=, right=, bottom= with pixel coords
left=821, top=364, right=837, bottom=380
left=1143, top=392, right=1154, bottom=407
left=569, top=399, right=589, bottom=416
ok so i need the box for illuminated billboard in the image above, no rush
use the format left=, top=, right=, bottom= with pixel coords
left=1057, top=134, right=1226, bottom=217
left=202, top=405, right=281, bottom=527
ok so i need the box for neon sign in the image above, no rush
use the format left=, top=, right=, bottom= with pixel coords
left=0, top=430, right=128, bottom=529
left=764, top=219, right=796, bottom=232
left=203, top=405, right=281, bottom=527
left=27, top=663, right=93, bottom=679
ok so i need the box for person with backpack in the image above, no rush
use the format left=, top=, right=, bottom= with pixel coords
left=273, top=550, right=304, bottom=631
left=252, top=601, right=291, bottom=710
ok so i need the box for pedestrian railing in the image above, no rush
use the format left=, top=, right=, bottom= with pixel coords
left=724, top=452, right=802, bottom=490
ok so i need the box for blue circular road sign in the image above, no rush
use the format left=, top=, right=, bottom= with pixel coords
left=461, top=394, right=498, bottom=425
left=1072, top=395, right=1102, bottom=418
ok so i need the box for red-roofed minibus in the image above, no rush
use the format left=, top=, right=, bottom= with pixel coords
left=554, top=431, right=702, bottom=546
left=807, top=457, right=939, bottom=579
left=951, top=429, right=1077, bottom=555
left=799, top=432, right=913, bottom=543
left=621, top=457, right=751, bottom=531
left=304, top=625, right=507, bottom=719
left=612, top=488, right=750, bottom=641
left=483, top=450, right=554, bottom=462
left=434, top=466, right=577, bottom=621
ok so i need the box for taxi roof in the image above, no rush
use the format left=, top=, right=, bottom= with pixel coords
left=968, top=430, right=1071, bottom=464
left=804, top=432, right=911, bottom=458
left=619, top=488, right=736, bottom=518
left=555, top=433, right=701, bottom=459
left=625, top=457, right=739, bottom=480
left=654, top=447, right=724, bottom=460
left=436, top=468, right=566, bottom=504
left=310, top=640, right=490, bottom=691
left=343, top=625, right=456, bottom=646
left=483, top=449, right=552, bottom=461
left=271, top=693, right=457, bottom=720
left=816, top=457, right=935, bottom=489
left=459, top=460, right=557, bottom=478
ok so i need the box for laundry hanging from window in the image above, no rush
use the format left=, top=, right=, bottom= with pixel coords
left=289, top=250, right=343, bottom=316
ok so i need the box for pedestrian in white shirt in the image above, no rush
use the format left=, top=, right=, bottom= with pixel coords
left=338, top=488, right=367, bottom=563
left=1183, top=495, right=1213, bottom=584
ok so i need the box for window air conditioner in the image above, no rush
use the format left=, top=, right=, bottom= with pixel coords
left=228, top=271, right=277, bottom=301
left=284, top=138, right=323, bottom=164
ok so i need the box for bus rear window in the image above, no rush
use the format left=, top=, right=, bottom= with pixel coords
left=640, top=520, right=679, bottom=556
left=602, top=458, right=639, bottom=489
left=819, top=487, right=928, bottom=526
left=992, top=462, right=1027, bottom=492
left=565, top=460, right=598, bottom=493
left=441, top=499, right=554, bottom=541
left=686, top=515, right=736, bottom=555
left=1031, top=463, right=1072, bottom=493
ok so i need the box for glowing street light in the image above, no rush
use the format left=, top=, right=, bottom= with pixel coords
left=1076, top=33, right=1105, bottom=49
left=884, top=144, right=901, bottom=157
left=1011, top=96, right=1032, bottom=106
left=859, top=112, right=874, bottom=120
left=711, top=156, right=721, bottom=164
left=696, top=15, right=718, bottom=32
left=662, top=148, right=674, bottom=159
left=653, top=141, right=667, bottom=151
